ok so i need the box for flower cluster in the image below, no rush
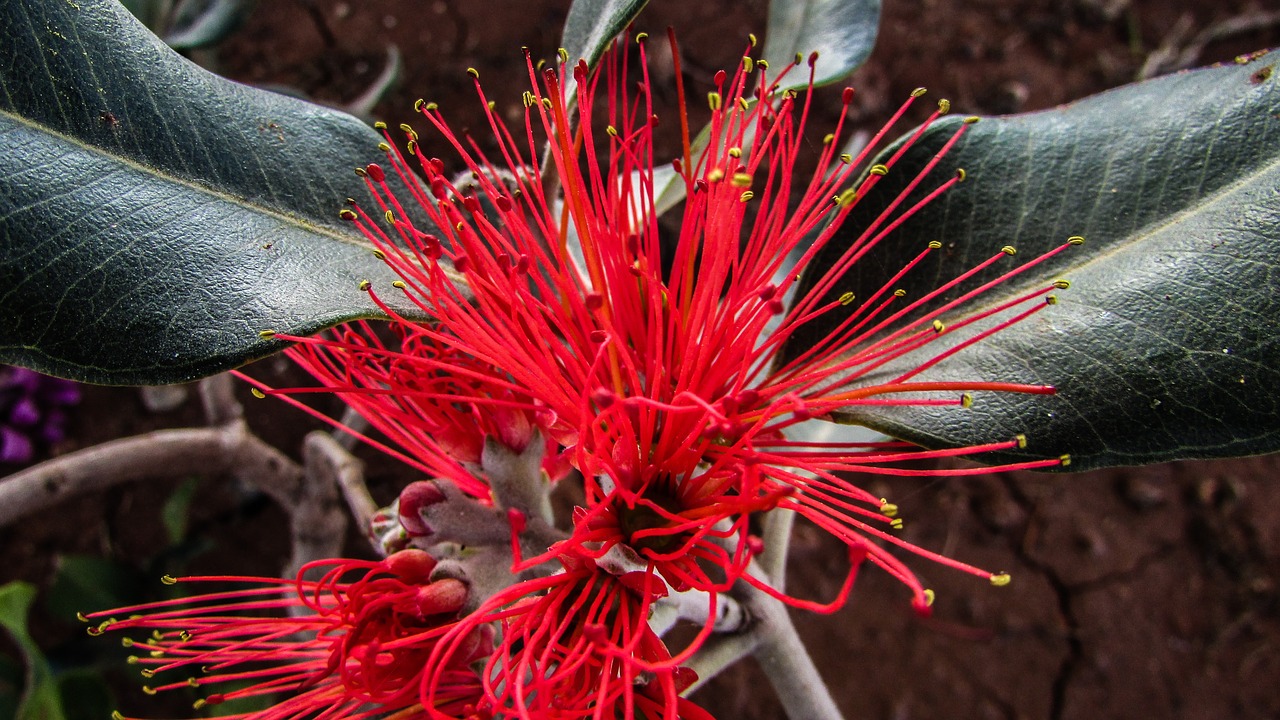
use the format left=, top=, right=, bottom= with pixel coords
left=96, top=32, right=1075, bottom=720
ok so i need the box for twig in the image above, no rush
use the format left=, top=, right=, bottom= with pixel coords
left=305, top=430, right=376, bottom=542
left=0, top=422, right=296, bottom=528
left=760, top=507, right=795, bottom=594
left=1140, top=10, right=1280, bottom=78
left=683, top=560, right=844, bottom=720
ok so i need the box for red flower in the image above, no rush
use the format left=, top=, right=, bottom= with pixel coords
left=424, top=552, right=711, bottom=720
left=85, top=550, right=489, bottom=719
left=309, top=34, right=1073, bottom=610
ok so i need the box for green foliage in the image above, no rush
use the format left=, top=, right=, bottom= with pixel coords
left=787, top=52, right=1280, bottom=469
left=0, top=582, right=66, bottom=720
left=0, top=0, right=425, bottom=385
left=762, top=0, right=880, bottom=89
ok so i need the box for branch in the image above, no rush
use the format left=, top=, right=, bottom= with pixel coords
left=684, top=560, right=844, bottom=720
left=0, top=421, right=297, bottom=528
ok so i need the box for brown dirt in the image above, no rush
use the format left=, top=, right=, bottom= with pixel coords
left=4, top=0, right=1280, bottom=718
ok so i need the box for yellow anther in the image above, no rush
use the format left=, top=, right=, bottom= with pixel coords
left=353, top=167, right=367, bottom=178
left=377, top=142, right=391, bottom=152
left=923, top=588, right=936, bottom=606
left=371, top=249, right=385, bottom=260
left=255, top=328, right=275, bottom=339
left=113, top=712, right=126, bottom=720
left=937, top=98, right=951, bottom=114
left=398, top=123, right=414, bottom=135
left=869, top=164, right=888, bottom=176
left=795, top=52, right=804, bottom=64
left=1001, top=245, right=1017, bottom=256
left=932, top=319, right=945, bottom=333
left=149, top=650, right=164, bottom=658
left=250, top=387, right=266, bottom=399
left=889, top=518, right=904, bottom=530
left=152, top=630, right=163, bottom=641
left=541, top=98, right=553, bottom=110
left=193, top=699, right=208, bottom=710
left=536, top=59, right=546, bottom=71
left=186, top=677, right=200, bottom=687
left=822, top=133, right=835, bottom=145
left=758, top=59, right=769, bottom=69
left=606, top=125, right=618, bottom=137
left=373, top=121, right=387, bottom=130
left=893, top=289, right=907, bottom=298
left=990, top=573, right=1012, bottom=587
left=1015, top=433, right=1027, bottom=449
left=522, top=91, right=534, bottom=107
left=731, top=172, right=752, bottom=187
left=961, top=392, right=973, bottom=408
left=740, top=191, right=754, bottom=202
left=879, top=501, right=899, bottom=517
left=956, top=168, right=967, bottom=182
left=1067, top=235, right=1085, bottom=245
left=836, top=188, right=858, bottom=207
left=742, top=56, right=754, bottom=74
left=737, top=97, right=750, bottom=111
left=708, top=91, right=722, bottom=111
left=834, top=153, right=851, bottom=164
left=391, top=280, right=407, bottom=290
left=179, top=631, right=191, bottom=641
left=414, top=98, right=426, bottom=111
left=358, top=280, right=372, bottom=291
left=384, top=210, right=395, bottom=224
left=455, top=221, right=466, bottom=231
left=338, top=208, right=357, bottom=221
left=466, top=67, right=479, bottom=78
left=839, top=291, right=856, bottom=305
left=635, top=32, right=648, bottom=42
left=142, top=686, right=157, bottom=696
left=911, top=87, right=927, bottom=97
left=161, top=575, right=177, bottom=585
left=748, top=33, right=757, bottom=46
left=1060, top=454, right=1072, bottom=467
left=963, top=116, right=981, bottom=124
left=1053, top=279, right=1072, bottom=289
left=77, top=611, right=89, bottom=622
left=707, top=168, right=725, bottom=182
left=558, top=47, right=569, bottom=63
left=1046, top=295, right=1058, bottom=305
left=729, top=147, right=742, bottom=158
left=928, top=240, right=942, bottom=249
left=126, top=654, right=139, bottom=663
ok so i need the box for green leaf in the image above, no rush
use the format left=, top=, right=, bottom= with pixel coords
left=761, top=0, right=881, bottom=90
left=787, top=53, right=1280, bottom=470
left=161, top=476, right=200, bottom=544
left=561, top=0, right=648, bottom=69
left=0, top=582, right=66, bottom=720
left=164, top=0, right=255, bottom=50
left=55, top=671, right=114, bottom=720
left=45, top=556, right=137, bottom=624
left=1, top=0, right=427, bottom=385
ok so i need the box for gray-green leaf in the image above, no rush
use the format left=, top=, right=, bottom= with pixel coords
left=786, top=53, right=1280, bottom=470
left=762, top=0, right=880, bottom=90
left=1, top=0, right=422, bottom=385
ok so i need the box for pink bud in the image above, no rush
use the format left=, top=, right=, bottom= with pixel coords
left=416, top=578, right=468, bottom=615
left=385, top=549, right=437, bottom=584
left=399, top=481, right=446, bottom=537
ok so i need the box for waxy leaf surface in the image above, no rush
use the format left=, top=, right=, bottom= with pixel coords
left=0, top=0, right=421, bottom=385
left=762, top=0, right=880, bottom=89
left=787, top=53, right=1280, bottom=469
